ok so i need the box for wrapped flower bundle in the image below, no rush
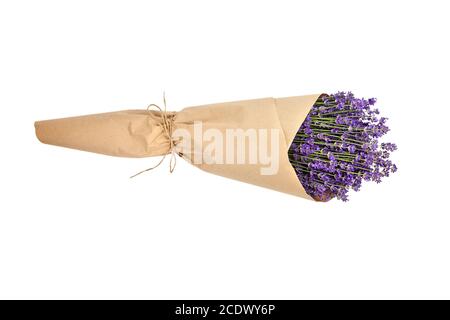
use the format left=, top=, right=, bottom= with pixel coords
left=35, top=92, right=396, bottom=201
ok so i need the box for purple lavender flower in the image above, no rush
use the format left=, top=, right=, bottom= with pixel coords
left=288, top=92, right=397, bottom=202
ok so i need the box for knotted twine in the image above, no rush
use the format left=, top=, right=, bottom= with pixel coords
left=130, top=93, right=180, bottom=178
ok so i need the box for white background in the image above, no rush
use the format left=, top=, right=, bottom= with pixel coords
left=0, top=0, right=449, bottom=299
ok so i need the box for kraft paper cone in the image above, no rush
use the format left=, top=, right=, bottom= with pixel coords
left=35, top=94, right=321, bottom=199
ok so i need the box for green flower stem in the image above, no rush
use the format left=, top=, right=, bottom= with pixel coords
left=319, top=110, right=358, bottom=116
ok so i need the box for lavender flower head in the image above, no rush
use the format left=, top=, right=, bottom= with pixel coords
left=288, top=92, right=397, bottom=201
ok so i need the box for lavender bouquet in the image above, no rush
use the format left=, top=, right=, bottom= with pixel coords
left=288, top=92, right=397, bottom=201
left=35, top=91, right=396, bottom=201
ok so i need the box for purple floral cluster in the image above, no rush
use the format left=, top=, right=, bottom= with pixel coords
left=288, top=92, right=397, bottom=201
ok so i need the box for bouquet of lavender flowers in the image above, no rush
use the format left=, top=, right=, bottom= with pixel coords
left=289, top=92, right=397, bottom=201
left=35, top=92, right=396, bottom=201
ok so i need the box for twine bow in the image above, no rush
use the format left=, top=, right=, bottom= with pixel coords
left=130, top=92, right=179, bottom=178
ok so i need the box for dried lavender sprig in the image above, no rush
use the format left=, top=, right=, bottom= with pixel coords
left=288, top=92, right=397, bottom=202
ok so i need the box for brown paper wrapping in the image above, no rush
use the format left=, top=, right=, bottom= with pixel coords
left=35, top=94, right=321, bottom=199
